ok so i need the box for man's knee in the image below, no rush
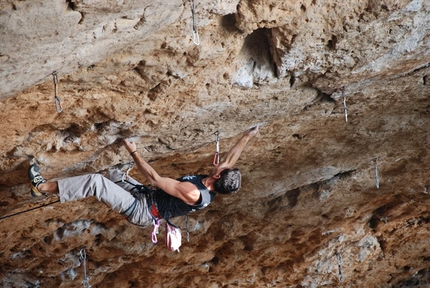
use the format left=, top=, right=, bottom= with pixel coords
left=86, top=173, right=108, bottom=186
left=105, top=168, right=122, bottom=182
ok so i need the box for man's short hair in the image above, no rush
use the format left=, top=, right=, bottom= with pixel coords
left=214, top=168, right=241, bottom=194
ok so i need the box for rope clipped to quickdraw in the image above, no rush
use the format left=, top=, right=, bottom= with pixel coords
left=52, top=71, right=63, bottom=113
left=342, top=86, right=348, bottom=123
left=79, top=248, right=91, bottom=288
left=213, top=130, right=220, bottom=166
left=189, top=0, right=200, bottom=45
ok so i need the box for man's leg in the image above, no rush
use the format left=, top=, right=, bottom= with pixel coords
left=32, top=165, right=135, bottom=214
left=56, top=174, right=136, bottom=213
left=38, top=182, right=59, bottom=194
left=30, top=165, right=153, bottom=226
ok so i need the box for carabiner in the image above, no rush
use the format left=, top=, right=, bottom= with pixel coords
left=52, top=71, right=62, bottom=113
left=55, top=96, right=63, bottom=113
left=151, top=219, right=161, bottom=244
left=213, top=152, right=220, bottom=166
left=192, top=30, right=200, bottom=45
left=190, top=0, right=200, bottom=45
left=213, top=131, right=220, bottom=166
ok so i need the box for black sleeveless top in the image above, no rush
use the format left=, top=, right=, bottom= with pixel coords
left=153, top=175, right=216, bottom=220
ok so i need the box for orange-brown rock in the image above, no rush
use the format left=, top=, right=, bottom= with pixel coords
left=1, top=0, right=429, bottom=287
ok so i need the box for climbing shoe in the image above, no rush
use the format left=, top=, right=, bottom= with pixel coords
left=28, top=164, right=46, bottom=197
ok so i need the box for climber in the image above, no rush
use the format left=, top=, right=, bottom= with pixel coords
left=28, top=126, right=259, bottom=227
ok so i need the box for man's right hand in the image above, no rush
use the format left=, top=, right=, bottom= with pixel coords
left=123, top=139, right=137, bottom=154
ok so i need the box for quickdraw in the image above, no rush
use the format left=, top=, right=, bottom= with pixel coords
left=373, top=158, right=380, bottom=189
left=342, top=86, right=347, bottom=123
left=152, top=218, right=161, bottom=244
left=185, top=214, right=190, bottom=242
left=190, top=0, right=200, bottom=45
left=337, top=252, right=344, bottom=282
left=79, top=248, right=91, bottom=288
left=52, top=71, right=63, bottom=113
left=213, top=130, right=220, bottom=166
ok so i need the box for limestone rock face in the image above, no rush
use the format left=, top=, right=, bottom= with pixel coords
left=1, top=0, right=429, bottom=287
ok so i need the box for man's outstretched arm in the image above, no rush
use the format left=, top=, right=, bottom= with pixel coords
left=122, top=139, right=200, bottom=204
left=218, top=126, right=259, bottom=170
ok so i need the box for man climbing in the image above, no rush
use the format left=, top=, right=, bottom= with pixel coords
left=28, top=127, right=259, bottom=228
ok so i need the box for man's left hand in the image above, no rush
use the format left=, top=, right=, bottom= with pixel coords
left=246, top=126, right=259, bottom=138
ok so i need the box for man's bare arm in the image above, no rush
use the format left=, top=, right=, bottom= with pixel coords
left=122, top=139, right=200, bottom=204
left=218, top=126, right=259, bottom=169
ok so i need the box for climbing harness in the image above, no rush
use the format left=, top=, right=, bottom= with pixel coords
left=116, top=176, right=183, bottom=251
left=373, top=158, right=380, bottom=189
left=213, top=130, right=220, bottom=166
left=189, top=0, right=200, bottom=45
left=114, top=149, right=218, bottom=251
left=79, top=248, right=91, bottom=288
left=337, top=252, right=344, bottom=282
left=115, top=169, right=164, bottom=246
left=0, top=199, right=60, bottom=221
left=342, top=87, right=348, bottom=123
left=52, top=71, right=63, bottom=113
left=115, top=156, right=168, bottom=246
left=115, top=167, right=191, bottom=252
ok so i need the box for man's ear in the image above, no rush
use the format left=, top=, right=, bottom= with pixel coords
left=212, top=174, right=221, bottom=180
left=213, top=166, right=229, bottom=180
